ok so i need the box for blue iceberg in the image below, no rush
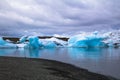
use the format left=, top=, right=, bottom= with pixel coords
left=68, top=31, right=106, bottom=48
left=25, top=36, right=42, bottom=49
left=43, top=41, right=57, bottom=48
left=0, top=37, right=17, bottom=48
left=19, top=35, right=28, bottom=43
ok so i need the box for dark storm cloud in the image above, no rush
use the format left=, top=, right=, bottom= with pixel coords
left=0, top=0, right=120, bottom=36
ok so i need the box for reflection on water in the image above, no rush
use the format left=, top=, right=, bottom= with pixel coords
left=68, top=48, right=102, bottom=60
left=0, top=48, right=120, bottom=79
left=0, top=49, right=15, bottom=55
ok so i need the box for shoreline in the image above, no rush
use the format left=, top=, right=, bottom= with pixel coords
left=0, top=56, right=118, bottom=80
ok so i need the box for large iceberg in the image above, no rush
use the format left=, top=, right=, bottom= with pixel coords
left=23, top=36, right=67, bottom=48
left=24, top=36, right=42, bottom=49
left=18, top=36, right=65, bottom=48
left=68, top=31, right=106, bottom=48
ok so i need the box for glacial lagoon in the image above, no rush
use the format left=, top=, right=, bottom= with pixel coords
left=0, top=47, right=120, bottom=79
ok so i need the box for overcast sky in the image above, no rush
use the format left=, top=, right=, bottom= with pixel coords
left=0, top=0, right=120, bottom=36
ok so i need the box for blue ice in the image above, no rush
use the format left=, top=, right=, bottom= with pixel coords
left=25, top=36, right=42, bottom=49
left=68, top=31, right=106, bottom=48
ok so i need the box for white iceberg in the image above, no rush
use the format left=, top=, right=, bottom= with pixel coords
left=41, top=37, right=67, bottom=47
left=16, top=43, right=27, bottom=48
left=41, top=37, right=67, bottom=48
left=103, top=30, right=120, bottom=47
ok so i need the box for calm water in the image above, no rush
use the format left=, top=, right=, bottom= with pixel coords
left=0, top=48, right=120, bottom=79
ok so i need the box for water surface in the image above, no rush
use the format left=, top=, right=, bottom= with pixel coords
left=0, top=48, right=120, bottom=79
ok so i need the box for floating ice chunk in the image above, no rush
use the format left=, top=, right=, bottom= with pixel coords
left=19, top=35, right=28, bottom=43
left=53, top=34, right=69, bottom=38
left=68, top=31, right=106, bottom=48
left=25, top=36, right=42, bottom=49
left=6, top=39, right=13, bottom=43
left=43, top=41, right=57, bottom=48
left=41, top=37, right=67, bottom=47
left=47, top=37, right=67, bottom=46
left=103, top=30, right=120, bottom=47
left=0, top=37, right=6, bottom=45
left=0, top=44, right=17, bottom=48
left=107, top=39, right=114, bottom=47
left=0, top=37, right=17, bottom=48
left=16, top=43, right=26, bottom=48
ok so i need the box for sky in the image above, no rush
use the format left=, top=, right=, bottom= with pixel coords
left=0, top=0, right=120, bottom=36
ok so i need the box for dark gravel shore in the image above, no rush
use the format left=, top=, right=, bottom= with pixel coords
left=0, top=56, right=118, bottom=80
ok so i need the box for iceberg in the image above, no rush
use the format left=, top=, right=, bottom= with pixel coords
left=68, top=31, right=106, bottom=48
left=41, top=37, right=67, bottom=47
left=19, top=35, right=28, bottom=43
left=16, top=35, right=28, bottom=48
left=0, top=37, right=17, bottom=48
left=25, top=36, right=42, bottom=49
left=103, top=30, right=120, bottom=47
left=1, top=30, right=119, bottom=49
left=42, top=41, right=57, bottom=48
left=18, top=36, right=67, bottom=48
left=0, top=37, right=6, bottom=45
left=41, top=37, right=66, bottom=48
left=16, top=43, right=27, bottom=48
